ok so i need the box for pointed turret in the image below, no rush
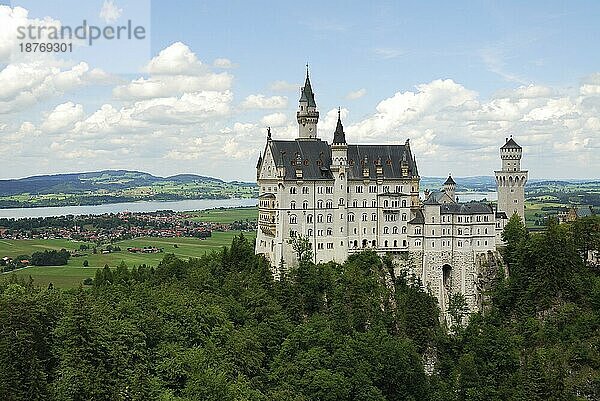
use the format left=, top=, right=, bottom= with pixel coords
left=443, top=174, right=456, bottom=201
left=332, top=108, right=346, bottom=144
left=299, top=67, right=316, bottom=107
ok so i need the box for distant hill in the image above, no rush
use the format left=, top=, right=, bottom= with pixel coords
left=0, top=170, right=232, bottom=197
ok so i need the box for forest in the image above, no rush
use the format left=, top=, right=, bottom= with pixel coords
left=1, top=215, right=599, bottom=401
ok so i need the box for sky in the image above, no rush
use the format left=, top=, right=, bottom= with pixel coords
left=0, top=0, right=599, bottom=181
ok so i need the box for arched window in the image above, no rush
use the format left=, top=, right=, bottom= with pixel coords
left=348, top=213, right=355, bottom=222
left=392, top=226, right=398, bottom=234
left=393, top=240, right=398, bottom=247
left=317, top=200, right=323, bottom=208
left=290, top=201, right=296, bottom=210
left=303, top=201, right=308, bottom=209
left=317, top=214, right=323, bottom=223
left=339, top=198, right=345, bottom=206
left=371, top=240, right=376, bottom=247
left=307, top=214, right=313, bottom=223
left=371, top=213, right=377, bottom=221
left=326, top=200, right=333, bottom=208
left=289, top=214, right=297, bottom=224
left=383, top=227, right=389, bottom=234
left=458, top=228, right=462, bottom=235
left=402, top=199, right=407, bottom=207
left=362, top=199, right=368, bottom=207
left=327, top=214, right=333, bottom=223
left=384, top=200, right=389, bottom=207
left=327, top=228, right=332, bottom=236
left=402, top=213, right=407, bottom=221
left=362, top=239, right=368, bottom=248
left=402, top=226, right=406, bottom=234
left=402, top=240, right=407, bottom=247
left=307, top=229, right=313, bottom=236
left=353, top=199, right=358, bottom=207
left=353, top=240, right=358, bottom=248
left=362, top=213, right=367, bottom=221
left=384, top=240, right=388, bottom=247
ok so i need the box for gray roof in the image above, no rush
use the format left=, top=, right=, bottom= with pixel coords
left=444, top=175, right=456, bottom=185
left=408, top=209, right=424, bottom=224
left=496, top=211, right=508, bottom=219
left=332, top=110, right=346, bottom=144
left=266, top=139, right=419, bottom=181
left=575, top=206, right=594, bottom=217
left=269, top=140, right=333, bottom=180
left=501, top=137, right=521, bottom=149
left=440, top=202, right=494, bottom=215
left=346, top=144, right=418, bottom=180
left=423, top=190, right=452, bottom=205
left=299, top=73, right=316, bottom=108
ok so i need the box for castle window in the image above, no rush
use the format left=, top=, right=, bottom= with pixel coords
left=290, top=230, right=297, bottom=237
left=384, top=227, right=389, bottom=234
left=485, top=228, right=488, bottom=234
left=372, top=240, right=376, bottom=247
left=363, top=200, right=368, bottom=207
left=371, top=213, right=377, bottom=221
left=353, top=228, right=357, bottom=234
left=362, top=213, right=367, bottom=221
left=402, top=199, right=407, bottom=207
left=353, top=200, right=358, bottom=207
left=369, top=185, right=377, bottom=193
left=290, top=187, right=297, bottom=194
left=402, top=226, right=406, bottom=234
left=302, top=187, right=309, bottom=194
left=303, top=201, right=308, bottom=209
left=372, top=200, right=377, bottom=207
left=327, top=228, right=332, bottom=236
left=307, top=214, right=313, bottom=223
left=432, top=229, right=435, bottom=235
left=339, top=198, right=345, bottom=206
left=362, top=239, right=367, bottom=248
left=326, top=186, right=333, bottom=194
left=353, top=240, right=358, bottom=247
left=356, top=185, right=363, bottom=193
left=484, top=240, right=488, bottom=246
left=394, top=240, right=398, bottom=247
left=340, top=214, right=344, bottom=220
left=415, top=227, right=422, bottom=235
left=290, top=215, right=297, bottom=224
left=384, top=200, right=389, bottom=208
left=317, top=214, right=323, bottom=223
left=415, top=240, right=421, bottom=246
left=326, top=200, right=333, bottom=208
left=317, top=242, right=323, bottom=250
left=308, top=229, right=313, bottom=236
left=318, top=186, right=323, bottom=194
left=327, top=214, right=333, bottom=223
left=383, top=185, right=390, bottom=193
left=290, top=201, right=296, bottom=209
left=395, top=185, right=401, bottom=193
left=402, top=213, right=407, bottom=221
left=385, top=240, right=388, bottom=247
left=458, top=228, right=462, bottom=235
left=393, top=226, right=398, bottom=234
left=372, top=227, right=376, bottom=234
left=348, top=213, right=355, bottom=222
left=317, top=200, right=323, bottom=208
left=327, top=243, right=334, bottom=249
left=458, top=241, right=462, bottom=247
left=431, top=217, right=435, bottom=223
left=403, top=240, right=407, bottom=247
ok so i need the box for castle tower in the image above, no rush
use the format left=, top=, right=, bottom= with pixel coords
left=296, top=66, right=319, bottom=139
left=495, top=136, right=528, bottom=221
left=443, top=174, right=456, bottom=201
left=331, top=108, right=348, bottom=261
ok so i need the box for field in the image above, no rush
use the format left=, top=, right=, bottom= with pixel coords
left=0, top=206, right=258, bottom=288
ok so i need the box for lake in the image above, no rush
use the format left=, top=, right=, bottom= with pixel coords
left=0, top=191, right=497, bottom=219
left=0, top=198, right=258, bottom=219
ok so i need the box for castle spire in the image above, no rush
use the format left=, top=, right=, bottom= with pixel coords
left=332, top=107, right=346, bottom=144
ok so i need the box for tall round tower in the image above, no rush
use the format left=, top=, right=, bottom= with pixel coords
left=296, top=66, right=319, bottom=139
left=495, top=136, right=528, bottom=221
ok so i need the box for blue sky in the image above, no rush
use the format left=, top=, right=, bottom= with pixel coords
left=0, top=0, right=599, bottom=180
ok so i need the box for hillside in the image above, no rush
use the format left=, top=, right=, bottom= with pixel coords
left=0, top=170, right=256, bottom=209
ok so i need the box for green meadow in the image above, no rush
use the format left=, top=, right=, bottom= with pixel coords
left=1, top=207, right=258, bottom=288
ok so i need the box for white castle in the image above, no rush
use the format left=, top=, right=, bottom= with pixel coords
left=255, top=69, right=527, bottom=314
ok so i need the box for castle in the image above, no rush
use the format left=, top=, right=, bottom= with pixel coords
left=255, top=69, right=527, bottom=314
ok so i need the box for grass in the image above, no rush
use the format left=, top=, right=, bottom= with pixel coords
left=1, top=230, right=256, bottom=288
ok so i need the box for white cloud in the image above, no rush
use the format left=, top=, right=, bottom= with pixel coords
left=0, top=61, right=111, bottom=114
left=114, top=42, right=233, bottom=99
left=373, top=47, right=404, bottom=59
left=268, top=80, right=299, bottom=92
left=145, top=42, right=203, bottom=75
left=213, top=58, right=235, bottom=68
left=260, top=112, right=287, bottom=127
left=346, top=88, right=367, bottom=100
left=41, top=102, right=85, bottom=133
left=241, top=94, right=287, bottom=109
left=99, top=0, right=123, bottom=23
